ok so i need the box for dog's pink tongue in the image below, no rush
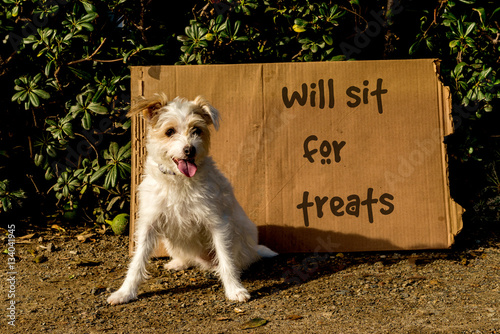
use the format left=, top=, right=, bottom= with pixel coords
left=177, top=159, right=197, bottom=177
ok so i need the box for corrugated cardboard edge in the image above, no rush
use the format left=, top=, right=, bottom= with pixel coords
left=129, top=67, right=145, bottom=257
left=129, top=67, right=171, bottom=258
left=434, top=60, right=464, bottom=247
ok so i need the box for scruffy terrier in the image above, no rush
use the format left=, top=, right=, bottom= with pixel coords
left=107, top=94, right=277, bottom=305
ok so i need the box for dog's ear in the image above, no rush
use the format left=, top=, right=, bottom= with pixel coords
left=193, top=95, right=220, bottom=131
left=127, top=93, right=169, bottom=124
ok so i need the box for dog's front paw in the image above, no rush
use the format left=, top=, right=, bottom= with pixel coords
left=226, top=287, right=251, bottom=302
left=107, top=289, right=137, bottom=305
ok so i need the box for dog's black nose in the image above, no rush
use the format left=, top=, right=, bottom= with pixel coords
left=183, top=145, right=196, bottom=158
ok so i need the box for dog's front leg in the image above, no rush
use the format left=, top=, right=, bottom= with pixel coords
left=107, top=222, right=159, bottom=305
left=211, top=226, right=251, bottom=302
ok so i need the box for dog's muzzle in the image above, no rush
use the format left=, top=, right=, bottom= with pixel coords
left=170, top=146, right=197, bottom=177
left=173, top=158, right=197, bottom=177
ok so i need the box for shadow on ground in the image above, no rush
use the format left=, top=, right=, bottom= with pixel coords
left=239, top=212, right=500, bottom=300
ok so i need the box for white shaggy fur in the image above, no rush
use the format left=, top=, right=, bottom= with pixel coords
left=107, top=94, right=277, bottom=305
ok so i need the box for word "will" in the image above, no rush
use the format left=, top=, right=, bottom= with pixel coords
left=282, top=78, right=388, bottom=114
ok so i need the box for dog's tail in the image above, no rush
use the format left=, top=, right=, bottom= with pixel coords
left=256, top=245, right=278, bottom=258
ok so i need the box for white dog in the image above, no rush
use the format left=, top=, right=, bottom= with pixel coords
left=107, top=94, right=277, bottom=305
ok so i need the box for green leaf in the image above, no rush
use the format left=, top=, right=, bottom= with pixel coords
left=323, top=35, right=333, bottom=45
left=425, top=38, right=433, bottom=50
left=46, top=145, right=57, bottom=157
left=11, top=190, right=26, bottom=199
left=294, top=18, right=308, bottom=26
left=478, top=67, right=492, bottom=81
left=45, top=167, right=55, bottom=180
left=33, top=89, right=50, bottom=100
left=34, top=153, right=44, bottom=167
left=29, top=92, right=40, bottom=107
left=104, top=166, right=118, bottom=189
left=88, top=103, right=108, bottom=115
left=68, top=66, right=93, bottom=81
left=106, top=196, right=121, bottom=211
left=117, top=142, right=131, bottom=160
left=80, top=13, right=98, bottom=22
left=465, top=22, right=476, bottom=36
left=33, top=73, right=43, bottom=83
left=492, top=7, right=500, bottom=19
left=122, top=49, right=136, bottom=63
left=234, top=20, right=241, bottom=34
left=89, top=165, right=109, bottom=184
left=81, top=1, right=97, bottom=13
left=45, top=60, right=55, bottom=76
left=61, top=122, right=73, bottom=137
left=117, top=162, right=131, bottom=179
left=46, top=118, right=57, bottom=127
left=18, top=90, right=29, bottom=102
left=120, top=119, right=131, bottom=130
left=82, top=111, right=92, bottom=130
left=241, top=318, right=268, bottom=330
left=62, top=185, right=69, bottom=198
left=330, top=55, right=346, bottom=61
left=12, top=90, right=25, bottom=102
left=79, top=22, right=94, bottom=31
left=2, top=198, right=12, bottom=211
left=69, top=104, right=84, bottom=115
left=108, top=142, right=119, bottom=158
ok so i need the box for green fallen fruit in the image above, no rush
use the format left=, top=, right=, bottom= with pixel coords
left=105, top=213, right=129, bottom=235
left=63, top=202, right=78, bottom=221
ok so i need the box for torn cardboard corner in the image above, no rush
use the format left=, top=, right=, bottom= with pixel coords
left=129, top=59, right=463, bottom=256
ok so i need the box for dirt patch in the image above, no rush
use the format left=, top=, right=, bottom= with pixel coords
left=2, top=221, right=500, bottom=333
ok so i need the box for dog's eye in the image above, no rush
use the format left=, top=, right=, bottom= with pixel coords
left=165, top=128, right=176, bottom=137
left=192, top=127, right=202, bottom=136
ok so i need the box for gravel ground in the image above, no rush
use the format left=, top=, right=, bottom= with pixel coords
left=1, top=220, right=499, bottom=334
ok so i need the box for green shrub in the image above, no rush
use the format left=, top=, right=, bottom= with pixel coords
left=0, top=0, right=177, bottom=224
left=407, top=0, right=500, bottom=210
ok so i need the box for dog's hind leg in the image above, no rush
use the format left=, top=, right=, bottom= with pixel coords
left=107, top=222, right=159, bottom=305
left=164, top=258, right=190, bottom=270
left=162, top=239, right=195, bottom=270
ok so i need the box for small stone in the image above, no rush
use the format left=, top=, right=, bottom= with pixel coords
left=91, top=286, right=106, bottom=296
left=286, top=314, right=303, bottom=320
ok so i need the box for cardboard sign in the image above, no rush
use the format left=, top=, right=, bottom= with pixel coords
left=129, top=59, right=462, bottom=255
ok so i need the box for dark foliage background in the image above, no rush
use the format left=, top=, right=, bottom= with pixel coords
left=0, top=0, right=498, bottom=229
